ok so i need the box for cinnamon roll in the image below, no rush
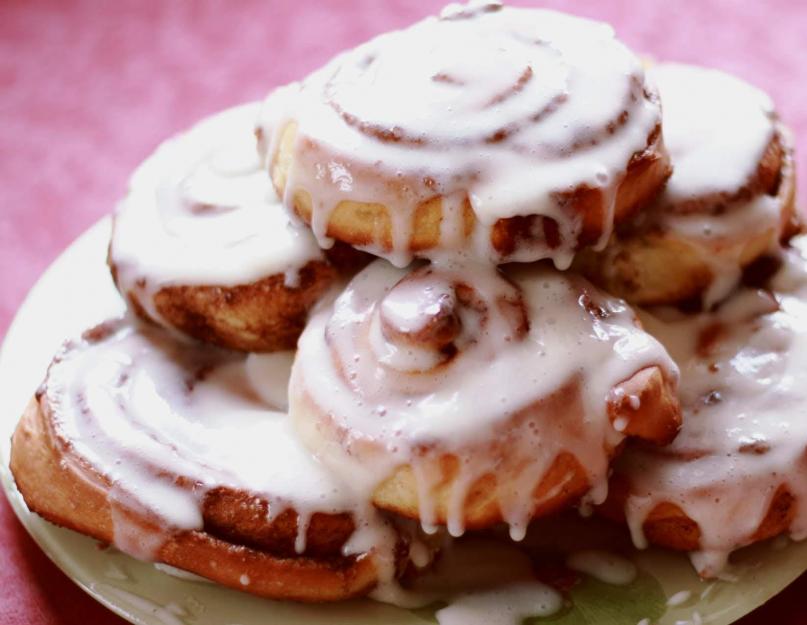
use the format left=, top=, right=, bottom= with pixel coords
left=259, top=2, right=670, bottom=268
left=288, top=260, right=681, bottom=538
left=10, top=320, right=415, bottom=601
left=110, top=103, right=367, bottom=353
left=600, top=237, right=807, bottom=577
left=576, top=63, right=799, bottom=308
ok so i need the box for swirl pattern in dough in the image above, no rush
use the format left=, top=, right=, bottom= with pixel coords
left=259, top=3, right=670, bottom=267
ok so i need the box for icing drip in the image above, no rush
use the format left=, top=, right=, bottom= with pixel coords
left=435, top=581, right=562, bottom=625
left=110, top=103, right=324, bottom=325
left=566, top=549, right=637, bottom=585
left=289, top=259, right=677, bottom=536
left=666, top=590, right=692, bottom=607
left=259, top=4, right=662, bottom=266
left=642, top=63, right=784, bottom=307
left=385, top=536, right=564, bottom=620
left=33, top=10, right=806, bottom=613
left=41, top=320, right=401, bottom=583
left=669, top=194, right=782, bottom=309
left=380, top=537, right=634, bottom=623
left=619, top=237, right=807, bottom=576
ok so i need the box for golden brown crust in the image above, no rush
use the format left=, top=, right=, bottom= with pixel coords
left=372, top=452, right=591, bottom=531
left=600, top=474, right=796, bottom=553
left=576, top=130, right=799, bottom=307
left=361, top=365, right=680, bottom=528
left=10, top=398, right=379, bottom=602
left=671, top=133, right=785, bottom=215
left=274, top=122, right=671, bottom=259
left=109, top=240, right=370, bottom=353
left=148, top=260, right=337, bottom=352
left=607, top=366, right=682, bottom=446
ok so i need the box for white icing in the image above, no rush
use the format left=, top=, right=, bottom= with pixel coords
left=110, top=103, right=324, bottom=324
left=42, top=320, right=400, bottom=580
left=619, top=237, right=807, bottom=576
left=35, top=25, right=803, bottom=617
left=408, top=540, right=433, bottom=569
left=638, top=63, right=784, bottom=307
left=401, top=536, right=564, bottom=624
left=376, top=535, right=564, bottom=621
left=666, top=590, right=692, bottom=607
left=435, top=580, right=563, bottom=625
left=244, top=351, right=295, bottom=410
left=651, top=63, right=775, bottom=204
left=260, top=3, right=661, bottom=267
left=663, top=194, right=782, bottom=309
left=566, top=549, right=637, bottom=585
left=289, top=259, right=677, bottom=536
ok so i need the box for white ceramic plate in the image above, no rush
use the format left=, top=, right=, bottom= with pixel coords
left=2, top=219, right=807, bottom=625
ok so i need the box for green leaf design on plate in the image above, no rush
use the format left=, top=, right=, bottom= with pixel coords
left=403, top=574, right=667, bottom=625
left=532, top=571, right=666, bottom=625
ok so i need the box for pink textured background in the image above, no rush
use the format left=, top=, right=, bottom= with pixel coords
left=1, top=1, right=806, bottom=623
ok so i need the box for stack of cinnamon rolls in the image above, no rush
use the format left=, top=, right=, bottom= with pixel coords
left=10, top=0, right=806, bottom=604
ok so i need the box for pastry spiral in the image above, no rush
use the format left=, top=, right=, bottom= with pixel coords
left=599, top=237, right=807, bottom=577
left=289, top=260, right=681, bottom=538
left=259, top=3, right=670, bottom=267
left=10, top=319, right=412, bottom=601
left=110, top=103, right=366, bottom=352
left=576, top=63, right=799, bottom=308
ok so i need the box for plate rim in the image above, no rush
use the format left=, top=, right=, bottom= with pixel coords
left=0, top=218, right=155, bottom=625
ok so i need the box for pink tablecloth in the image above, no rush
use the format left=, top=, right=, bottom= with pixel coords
left=2, top=1, right=807, bottom=623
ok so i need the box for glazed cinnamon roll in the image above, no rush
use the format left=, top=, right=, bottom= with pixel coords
left=288, top=260, right=681, bottom=538
left=577, top=63, right=799, bottom=308
left=600, top=237, right=807, bottom=577
left=110, top=103, right=366, bottom=353
left=259, top=2, right=670, bottom=268
left=10, top=320, right=416, bottom=601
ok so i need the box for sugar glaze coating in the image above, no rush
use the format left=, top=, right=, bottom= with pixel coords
left=111, top=104, right=325, bottom=326
left=259, top=2, right=666, bottom=267
left=40, top=320, right=404, bottom=588
left=579, top=63, right=795, bottom=309
left=617, top=237, right=807, bottom=576
left=289, top=259, right=679, bottom=538
left=648, top=63, right=788, bottom=306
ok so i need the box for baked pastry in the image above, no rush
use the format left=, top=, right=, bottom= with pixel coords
left=258, top=2, right=670, bottom=267
left=600, top=237, right=807, bottom=577
left=10, top=1, right=807, bottom=611
left=10, top=319, right=412, bottom=601
left=110, top=103, right=366, bottom=352
left=289, top=259, right=681, bottom=538
left=576, top=63, right=799, bottom=308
